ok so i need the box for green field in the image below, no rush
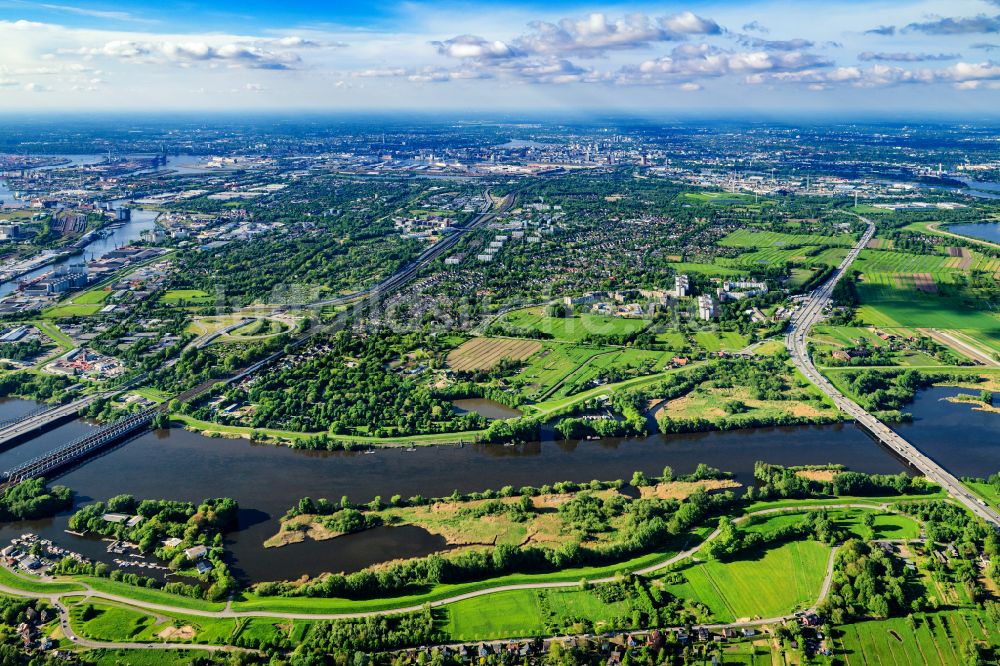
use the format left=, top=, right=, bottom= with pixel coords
left=743, top=509, right=920, bottom=541
left=658, top=539, right=831, bottom=622
left=72, top=289, right=110, bottom=305
left=693, top=330, right=749, bottom=352
left=720, top=229, right=855, bottom=249
left=160, top=289, right=213, bottom=305
left=499, top=306, right=651, bottom=342
left=444, top=539, right=830, bottom=639
left=835, top=610, right=1000, bottom=666
left=41, top=303, right=104, bottom=318
left=857, top=284, right=1000, bottom=338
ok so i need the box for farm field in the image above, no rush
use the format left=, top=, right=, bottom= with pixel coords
left=510, top=342, right=613, bottom=400
left=498, top=306, right=651, bottom=342
left=658, top=539, right=831, bottom=622
left=719, top=229, right=855, bottom=248
left=856, top=285, right=1000, bottom=347
left=834, top=610, right=1000, bottom=666
left=855, top=247, right=1000, bottom=276
left=547, top=347, right=677, bottom=399
left=810, top=325, right=888, bottom=348
left=446, top=336, right=543, bottom=371
left=681, top=191, right=754, bottom=204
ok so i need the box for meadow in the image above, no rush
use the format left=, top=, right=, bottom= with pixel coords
left=657, top=539, right=831, bottom=622
left=833, top=610, right=1000, bottom=666
left=498, top=306, right=651, bottom=342
left=719, top=229, right=855, bottom=248
left=856, top=283, right=1000, bottom=334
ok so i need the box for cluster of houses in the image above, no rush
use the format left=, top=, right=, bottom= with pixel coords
left=12, top=605, right=57, bottom=653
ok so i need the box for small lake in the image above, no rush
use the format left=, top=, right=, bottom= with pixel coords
left=945, top=222, right=1000, bottom=244
left=453, top=398, right=523, bottom=420
left=0, top=385, right=994, bottom=584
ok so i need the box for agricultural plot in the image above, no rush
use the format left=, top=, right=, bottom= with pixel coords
left=681, top=191, right=754, bottom=204
left=855, top=248, right=1000, bottom=276
left=835, top=610, right=1000, bottom=666
left=658, top=539, right=831, bottom=622
left=548, top=348, right=676, bottom=399
left=498, top=307, right=651, bottom=342
left=857, top=284, right=1000, bottom=339
left=720, top=229, right=855, bottom=248
left=511, top=343, right=613, bottom=399
left=447, top=337, right=543, bottom=371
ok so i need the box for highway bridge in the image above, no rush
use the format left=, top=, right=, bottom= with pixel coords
left=0, top=393, right=102, bottom=450
left=786, top=217, right=1000, bottom=528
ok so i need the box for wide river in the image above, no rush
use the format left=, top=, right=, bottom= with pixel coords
left=0, top=386, right=995, bottom=584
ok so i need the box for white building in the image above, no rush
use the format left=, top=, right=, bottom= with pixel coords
left=697, top=294, right=717, bottom=320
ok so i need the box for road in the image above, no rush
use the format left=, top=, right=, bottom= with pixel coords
left=0, top=503, right=893, bottom=623
left=0, top=393, right=101, bottom=449
left=785, top=217, right=1000, bottom=528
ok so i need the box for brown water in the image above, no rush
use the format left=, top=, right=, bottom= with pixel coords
left=0, top=386, right=995, bottom=584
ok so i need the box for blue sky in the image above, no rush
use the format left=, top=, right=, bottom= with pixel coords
left=2, top=0, right=1000, bottom=113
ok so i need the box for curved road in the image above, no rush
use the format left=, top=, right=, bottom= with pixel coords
left=0, top=503, right=904, bottom=651
left=785, top=217, right=1000, bottom=528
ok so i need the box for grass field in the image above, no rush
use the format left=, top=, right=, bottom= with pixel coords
left=41, top=303, right=104, bottom=318
left=856, top=284, right=1000, bottom=338
left=658, top=539, right=831, bottom=622
left=498, top=306, right=651, bottom=342
left=742, top=509, right=920, bottom=541
left=719, top=229, right=855, bottom=249
left=72, top=289, right=110, bottom=305
left=446, top=336, right=543, bottom=371
left=693, top=330, right=749, bottom=352
left=834, top=610, right=1000, bottom=666
left=160, top=289, right=213, bottom=305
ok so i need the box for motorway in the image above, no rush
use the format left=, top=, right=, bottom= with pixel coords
left=0, top=393, right=101, bottom=449
left=785, top=217, right=1000, bottom=528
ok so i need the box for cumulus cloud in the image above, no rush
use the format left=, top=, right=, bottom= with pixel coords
left=905, top=14, right=1000, bottom=35
left=617, top=43, right=832, bottom=85
left=64, top=39, right=304, bottom=69
left=434, top=10, right=721, bottom=62
left=858, top=51, right=960, bottom=62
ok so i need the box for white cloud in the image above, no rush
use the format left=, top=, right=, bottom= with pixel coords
left=63, top=39, right=305, bottom=69
left=434, top=10, right=721, bottom=62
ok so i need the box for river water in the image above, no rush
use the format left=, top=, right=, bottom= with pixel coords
left=0, top=386, right=994, bottom=584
